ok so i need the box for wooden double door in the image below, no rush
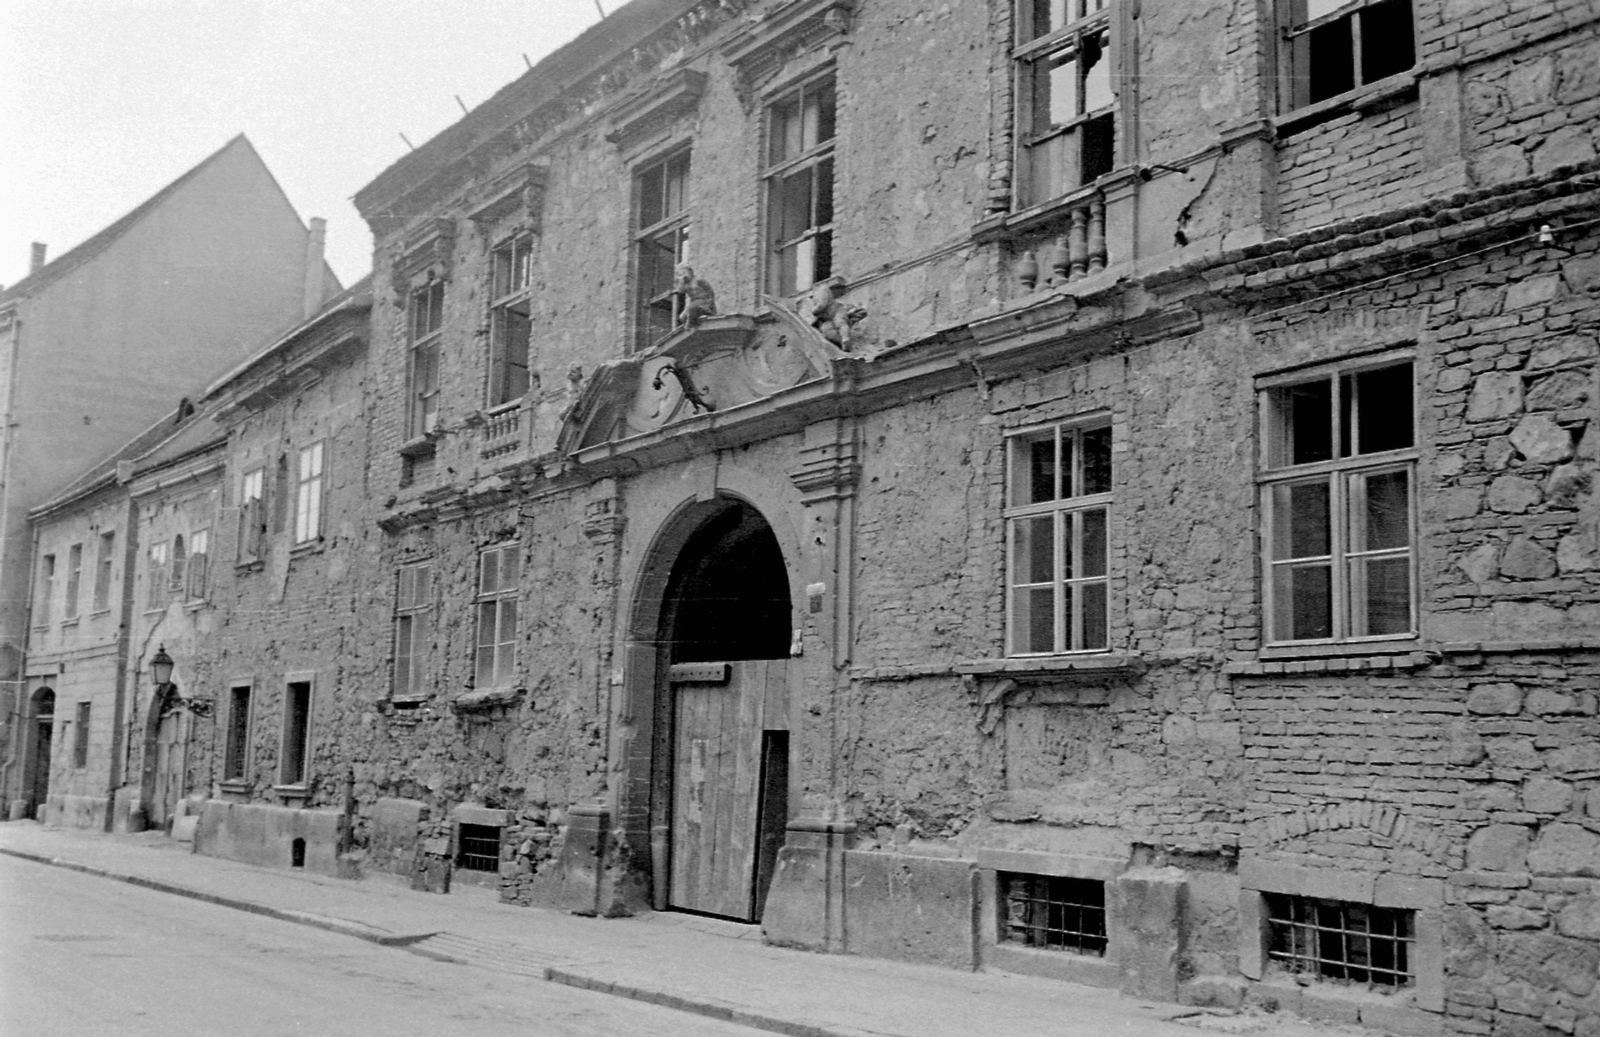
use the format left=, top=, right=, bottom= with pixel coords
left=668, top=659, right=789, bottom=922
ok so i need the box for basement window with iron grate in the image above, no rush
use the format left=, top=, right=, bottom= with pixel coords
left=455, top=824, right=502, bottom=873
left=1000, top=873, right=1108, bottom=955
left=1265, top=893, right=1414, bottom=988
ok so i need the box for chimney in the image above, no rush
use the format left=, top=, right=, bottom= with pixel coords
left=302, top=218, right=327, bottom=319
left=29, top=243, right=47, bottom=274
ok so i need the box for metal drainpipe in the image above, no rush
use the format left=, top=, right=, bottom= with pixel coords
left=0, top=313, right=24, bottom=810
left=103, top=495, right=139, bottom=831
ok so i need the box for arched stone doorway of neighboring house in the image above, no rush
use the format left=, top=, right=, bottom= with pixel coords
left=140, top=684, right=187, bottom=832
left=27, top=687, right=55, bottom=820
left=638, top=495, right=793, bottom=922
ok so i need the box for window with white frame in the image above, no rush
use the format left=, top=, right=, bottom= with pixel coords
left=475, top=544, right=519, bottom=688
left=36, top=554, right=55, bottom=626
left=64, top=543, right=83, bottom=620
left=393, top=562, right=433, bottom=700
left=1259, top=357, right=1416, bottom=644
left=187, top=528, right=210, bottom=600
left=146, top=542, right=169, bottom=609
left=1015, top=0, right=1116, bottom=209
left=1278, top=0, right=1415, bottom=114
left=764, top=76, right=835, bottom=298
left=93, top=531, right=115, bottom=613
left=1006, top=422, right=1112, bottom=655
left=407, top=279, right=445, bottom=440
left=487, top=235, right=533, bottom=407
left=294, top=442, right=325, bottom=544
left=238, top=467, right=266, bottom=563
left=634, top=150, right=691, bottom=351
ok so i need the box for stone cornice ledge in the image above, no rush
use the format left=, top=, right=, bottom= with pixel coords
left=956, top=653, right=1146, bottom=680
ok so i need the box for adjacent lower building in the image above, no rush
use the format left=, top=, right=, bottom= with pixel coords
left=17, top=1, right=1600, bottom=1034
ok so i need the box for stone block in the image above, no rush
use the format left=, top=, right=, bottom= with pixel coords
left=1527, top=334, right=1597, bottom=371
left=369, top=797, right=429, bottom=876
left=1528, top=824, right=1600, bottom=877
left=1465, top=371, right=1523, bottom=421
left=1464, top=824, right=1531, bottom=871
left=1359, top=1001, right=1444, bottom=1036
left=1487, top=475, right=1541, bottom=513
left=194, top=800, right=344, bottom=875
left=1525, top=371, right=1592, bottom=414
left=1466, top=683, right=1523, bottom=715
left=762, top=824, right=850, bottom=952
left=1555, top=896, right=1600, bottom=941
left=1509, top=413, right=1574, bottom=463
left=1456, top=543, right=1501, bottom=584
left=542, top=803, right=607, bottom=916
left=842, top=850, right=976, bottom=969
left=1521, top=777, right=1574, bottom=814
left=1545, top=463, right=1592, bottom=507
left=451, top=804, right=508, bottom=827
left=1112, top=866, right=1186, bottom=1002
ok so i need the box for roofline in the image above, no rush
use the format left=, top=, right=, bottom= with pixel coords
left=201, top=276, right=372, bottom=398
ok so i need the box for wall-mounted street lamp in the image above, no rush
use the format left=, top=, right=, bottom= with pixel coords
left=150, top=644, right=210, bottom=718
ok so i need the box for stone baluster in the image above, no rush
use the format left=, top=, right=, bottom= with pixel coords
left=1088, top=195, right=1107, bottom=275
left=1069, top=205, right=1089, bottom=280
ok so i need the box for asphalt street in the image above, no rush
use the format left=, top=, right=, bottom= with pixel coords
left=0, top=853, right=762, bottom=1037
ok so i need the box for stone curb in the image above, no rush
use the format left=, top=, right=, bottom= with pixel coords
left=2, top=845, right=880, bottom=1037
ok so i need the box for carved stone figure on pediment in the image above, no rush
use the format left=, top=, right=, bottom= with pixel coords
left=807, top=282, right=869, bottom=352
left=674, top=265, right=717, bottom=328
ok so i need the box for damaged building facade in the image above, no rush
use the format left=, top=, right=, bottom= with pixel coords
left=25, top=0, right=1600, bottom=1034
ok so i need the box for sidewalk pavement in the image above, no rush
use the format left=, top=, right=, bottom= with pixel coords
left=0, top=822, right=1360, bottom=1037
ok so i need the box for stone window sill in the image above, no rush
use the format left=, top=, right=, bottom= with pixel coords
left=956, top=653, right=1145, bottom=681
left=1275, top=72, right=1418, bottom=137
left=290, top=539, right=326, bottom=558
left=450, top=687, right=524, bottom=713
left=218, top=779, right=250, bottom=797
left=1226, top=639, right=1428, bottom=676
left=60, top=617, right=80, bottom=629
left=398, top=435, right=438, bottom=459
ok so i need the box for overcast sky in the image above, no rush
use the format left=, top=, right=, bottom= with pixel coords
left=1, top=0, right=608, bottom=290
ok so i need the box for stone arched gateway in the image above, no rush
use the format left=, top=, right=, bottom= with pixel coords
left=623, top=494, right=794, bottom=922
left=138, top=682, right=187, bottom=832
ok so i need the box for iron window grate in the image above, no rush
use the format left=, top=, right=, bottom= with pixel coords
left=456, top=823, right=502, bottom=873
left=1000, top=873, right=1107, bottom=955
left=1265, top=893, right=1414, bottom=988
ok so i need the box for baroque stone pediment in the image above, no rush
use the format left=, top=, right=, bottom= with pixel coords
left=557, top=303, right=842, bottom=454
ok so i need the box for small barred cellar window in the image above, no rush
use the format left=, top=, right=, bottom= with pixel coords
left=1000, top=873, right=1108, bottom=955
left=1265, top=893, right=1413, bottom=988
left=456, top=824, right=502, bottom=873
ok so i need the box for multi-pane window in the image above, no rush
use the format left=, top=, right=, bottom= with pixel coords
left=764, top=77, right=835, bottom=298
left=393, top=563, right=434, bottom=700
left=146, top=542, right=169, bottom=609
left=1016, top=0, right=1116, bottom=208
left=475, top=544, right=519, bottom=688
left=238, top=468, right=266, bottom=563
left=634, top=151, right=691, bottom=351
left=280, top=680, right=312, bottom=786
left=73, top=702, right=91, bottom=769
left=187, top=529, right=210, bottom=600
left=223, top=684, right=251, bottom=781
left=93, top=531, right=115, bottom=612
left=1265, top=893, right=1414, bottom=988
left=407, top=279, right=445, bottom=440
left=63, top=543, right=83, bottom=620
left=37, top=554, right=55, bottom=626
left=1280, top=0, right=1415, bottom=112
left=1000, top=873, right=1108, bottom=955
left=1006, top=423, right=1112, bottom=655
left=294, top=442, right=325, bottom=544
left=1260, top=358, right=1415, bottom=644
left=487, top=235, right=533, bottom=407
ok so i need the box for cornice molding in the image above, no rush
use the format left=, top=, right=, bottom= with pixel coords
left=605, top=68, right=708, bottom=153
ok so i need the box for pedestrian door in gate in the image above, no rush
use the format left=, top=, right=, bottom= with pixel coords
left=30, top=689, right=54, bottom=819
left=669, top=660, right=789, bottom=921
left=152, top=692, right=185, bottom=830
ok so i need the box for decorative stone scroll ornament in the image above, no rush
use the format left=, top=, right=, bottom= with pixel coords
left=394, top=217, right=457, bottom=296
left=466, top=162, right=548, bottom=232
left=554, top=299, right=845, bottom=453
left=722, top=0, right=854, bottom=85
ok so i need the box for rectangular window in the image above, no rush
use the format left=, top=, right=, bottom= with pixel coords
left=238, top=467, right=265, bottom=563
left=187, top=529, right=210, bottom=600
left=93, top=532, right=115, bottom=612
left=1000, top=873, right=1108, bottom=956
left=63, top=543, right=83, bottom=620
left=487, top=235, right=533, bottom=407
left=1005, top=422, right=1112, bottom=655
left=169, top=535, right=187, bottom=595
left=764, top=77, right=835, bottom=298
left=294, top=442, right=325, bottom=544
left=223, top=684, right=251, bottom=781
left=73, top=702, right=91, bottom=769
left=1265, top=893, right=1414, bottom=988
left=37, top=553, right=55, bottom=626
left=1280, top=0, right=1415, bottom=112
left=1260, top=358, right=1415, bottom=644
left=393, top=563, right=434, bottom=700
left=1015, top=0, right=1116, bottom=208
left=146, top=542, right=169, bottom=609
left=456, top=823, right=502, bottom=873
left=475, top=544, right=519, bottom=688
left=279, top=680, right=312, bottom=786
left=634, top=150, right=692, bottom=351
left=407, top=280, right=445, bottom=440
